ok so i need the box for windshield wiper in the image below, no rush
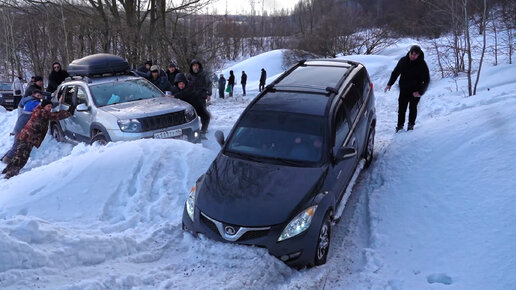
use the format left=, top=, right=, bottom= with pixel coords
left=262, top=156, right=307, bottom=167
left=225, top=150, right=265, bottom=162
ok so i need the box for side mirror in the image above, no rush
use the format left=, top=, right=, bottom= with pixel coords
left=76, top=103, right=89, bottom=112
left=335, top=147, right=357, bottom=162
left=214, top=130, right=225, bottom=147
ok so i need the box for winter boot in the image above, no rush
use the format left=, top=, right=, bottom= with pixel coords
left=395, top=126, right=403, bottom=133
left=407, top=124, right=414, bottom=131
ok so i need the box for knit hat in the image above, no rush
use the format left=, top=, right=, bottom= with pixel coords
left=168, top=62, right=176, bottom=68
left=34, top=76, right=43, bottom=82
left=150, top=65, right=160, bottom=72
left=145, top=60, right=153, bottom=66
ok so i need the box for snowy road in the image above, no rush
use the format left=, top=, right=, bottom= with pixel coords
left=1, top=43, right=516, bottom=289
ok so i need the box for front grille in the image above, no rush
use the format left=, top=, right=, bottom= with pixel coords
left=138, top=111, right=186, bottom=132
left=200, top=213, right=220, bottom=235
left=239, top=229, right=269, bottom=241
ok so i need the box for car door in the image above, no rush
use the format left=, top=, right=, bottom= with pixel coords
left=59, top=85, right=82, bottom=141
left=70, top=85, right=94, bottom=142
left=349, top=69, right=371, bottom=156
left=345, top=81, right=368, bottom=158
left=330, top=100, right=359, bottom=202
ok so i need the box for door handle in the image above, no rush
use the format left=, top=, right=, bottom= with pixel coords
left=351, top=137, right=356, bottom=146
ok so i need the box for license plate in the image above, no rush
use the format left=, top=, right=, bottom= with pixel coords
left=154, top=129, right=182, bottom=139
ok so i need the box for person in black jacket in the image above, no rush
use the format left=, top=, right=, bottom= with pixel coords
left=385, top=45, right=430, bottom=132
left=137, top=60, right=153, bottom=73
left=259, top=68, right=266, bottom=92
left=241, top=71, right=247, bottom=96
left=186, top=60, right=212, bottom=135
left=166, top=62, right=181, bottom=85
left=218, top=74, right=226, bottom=99
left=228, top=70, right=235, bottom=97
left=47, top=62, right=69, bottom=93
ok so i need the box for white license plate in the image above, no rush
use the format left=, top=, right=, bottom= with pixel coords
left=154, top=129, right=182, bottom=139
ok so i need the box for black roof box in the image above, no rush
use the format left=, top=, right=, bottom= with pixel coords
left=68, top=54, right=130, bottom=76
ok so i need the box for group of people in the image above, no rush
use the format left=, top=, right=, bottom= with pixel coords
left=216, top=67, right=267, bottom=99
left=135, top=60, right=212, bottom=138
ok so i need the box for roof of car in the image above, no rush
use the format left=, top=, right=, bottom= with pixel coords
left=253, top=59, right=361, bottom=116
left=252, top=91, right=329, bottom=116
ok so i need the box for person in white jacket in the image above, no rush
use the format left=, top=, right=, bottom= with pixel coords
left=12, top=76, right=24, bottom=108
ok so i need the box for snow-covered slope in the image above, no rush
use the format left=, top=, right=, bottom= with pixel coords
left=1, top=41, right=515, bottom=289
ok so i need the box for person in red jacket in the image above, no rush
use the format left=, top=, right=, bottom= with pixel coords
left=2, top=100, right=72, bottom=179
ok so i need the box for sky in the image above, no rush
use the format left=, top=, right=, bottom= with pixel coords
left=208, top=0, right=299, bottom=15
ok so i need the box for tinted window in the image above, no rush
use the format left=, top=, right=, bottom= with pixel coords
left=89, top=79, right=163, bottom=107
left=353, top=69, right=370, bottom=101
left=226, top=110, right=326, bottom=164
left=279, top=66, right=348, bottom=89
left=333, top=103, right=350, bottom=151
left=344, top=85, right=361, bottom=121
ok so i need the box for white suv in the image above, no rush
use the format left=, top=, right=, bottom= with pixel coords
left=50, top=54, right=201, bottom=144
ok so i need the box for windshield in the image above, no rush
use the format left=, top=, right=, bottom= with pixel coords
left=226, top=110, right=326, bottom=165
left=89, top=79, right=163, bottom=107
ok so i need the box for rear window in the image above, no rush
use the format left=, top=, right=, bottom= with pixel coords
left=278, top=66, right=348, bottom=89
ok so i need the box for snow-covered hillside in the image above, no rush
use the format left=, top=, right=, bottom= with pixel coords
left=0, top=40, right=515, bottom=289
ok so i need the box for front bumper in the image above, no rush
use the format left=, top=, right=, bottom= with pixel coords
left=107, top=117, right=201, bottom=143
left=182, top=204, right=325, bottom=268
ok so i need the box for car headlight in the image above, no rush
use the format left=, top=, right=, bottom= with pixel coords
left=186, top=184, right=197, bottom=221
left=185, top=107, right=197, bottom=122
left=118, top=119, right=142, bottom=132
left=278, top=205, right=318, bottom=242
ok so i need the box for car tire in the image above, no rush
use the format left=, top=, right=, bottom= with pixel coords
left=364, top=126, right=375, bottom=168
left=51, top=123, right=65, bottom=142
left=90, top=133, right=108, bottom=145
left=314, top=212, right=332, bottom=266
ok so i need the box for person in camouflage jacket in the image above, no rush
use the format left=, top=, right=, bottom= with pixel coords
left=2, top=100, right=72, bottom=179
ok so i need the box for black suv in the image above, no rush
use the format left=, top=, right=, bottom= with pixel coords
left=182, top=59, right=376, bottom=267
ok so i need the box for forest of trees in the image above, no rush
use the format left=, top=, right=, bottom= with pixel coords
left=0, top=0, right=514, bottom=96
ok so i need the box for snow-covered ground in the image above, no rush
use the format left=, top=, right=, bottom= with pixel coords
left=0, top=40, right=515, bottom=289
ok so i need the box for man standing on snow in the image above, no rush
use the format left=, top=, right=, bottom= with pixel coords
left=228, top=70, right=235, bottom=97
left=241, top=71, right=247, bottom=96
left=12, top=76, right=24, bottom=108
left=259, top=68, right=266, bottom=92
left=385, top=45, right=430, bottom=132
left=218, top=74, right=226, bottom=99
left=2, top=99, right=72, bottom=179
left=187, top=59, right=212, bottom=136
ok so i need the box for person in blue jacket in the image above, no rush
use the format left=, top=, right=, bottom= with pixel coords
left=2, top=90, right=44, bottom=164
